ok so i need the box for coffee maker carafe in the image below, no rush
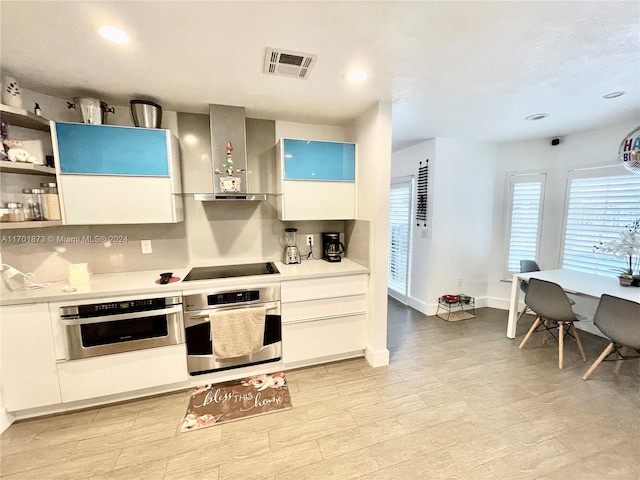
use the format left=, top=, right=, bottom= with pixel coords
left=283, top=228, right=301, bottom=264
left=322, top=232, right=345, bottom=262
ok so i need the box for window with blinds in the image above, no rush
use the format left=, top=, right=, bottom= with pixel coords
left=561, top=170, right=640, bottom=277
left=505, top=174, right=545, bottom=275
left=389, top=178, right=413, bottom=299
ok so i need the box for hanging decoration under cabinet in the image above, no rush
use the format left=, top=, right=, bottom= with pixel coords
left=216, top=141, right=241, bottom=193
left=416, top=159, right=428, bottom=227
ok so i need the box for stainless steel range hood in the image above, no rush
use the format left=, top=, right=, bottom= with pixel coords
left=209, top=104, right=260, bottom=200
left=177, top=105, right=274, bottom=201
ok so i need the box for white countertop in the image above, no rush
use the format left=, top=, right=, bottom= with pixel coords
left=0, top=258, right=369, bottom=306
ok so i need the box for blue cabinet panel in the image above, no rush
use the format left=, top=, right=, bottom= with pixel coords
left=283, top=139, right=355, bottom=181
left=56, top=123, right=169, bottom=176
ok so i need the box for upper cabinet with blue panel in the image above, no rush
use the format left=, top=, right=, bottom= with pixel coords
left=52, top=123, right=183, bottom=225
left=55, top=123, right=170, bottom=176
left=283, top=139, right=355, bottom=181
left=277, top=138, right=357, bottom=221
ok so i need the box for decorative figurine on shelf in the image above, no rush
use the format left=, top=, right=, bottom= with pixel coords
left=3, top=140, right=38, bottom=164
left=219, top=141, right=241, bottom=192
left=34, top=103, right=42, bottom=116
left=1, top=76, right=23, bottom=108
left=0, top=120, right=8, bottom=161
left=223, top=141, right=234, bottom=175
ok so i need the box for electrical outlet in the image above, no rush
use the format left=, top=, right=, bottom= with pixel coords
left=141, top=240, right=152, bottom=254
left=306, top=235, right=314, bottom=246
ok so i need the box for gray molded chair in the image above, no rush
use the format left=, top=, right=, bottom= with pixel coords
left=515, top=260, right=540, bottom=321
left=518, top=278, right=587, bottom=369
left=517, top=260, right=574, bottom=322
left=583, top=294, right=640, bottom=380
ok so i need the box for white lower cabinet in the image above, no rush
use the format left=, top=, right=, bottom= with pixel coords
left=56, top=344, right=188, bottom=403
left=281, top=274, right=368, bottom=365
left=1, top=303, right=62, bottom=411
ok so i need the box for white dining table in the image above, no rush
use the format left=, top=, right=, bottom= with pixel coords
left=507, top=269, right=640, bottom=338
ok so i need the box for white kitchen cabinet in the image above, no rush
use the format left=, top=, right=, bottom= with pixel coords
left=276, top=138, right=356, bottom=220
left=281, top=274, right=368, bottom=366
left=52, top=123, right=183, bottom=225
left=56, top=344, right=188, bottom=402
left=1, top=303, right=62, bottom=411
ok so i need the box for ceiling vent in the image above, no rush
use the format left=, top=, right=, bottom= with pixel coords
left=264, top=47, right=317, bottom=79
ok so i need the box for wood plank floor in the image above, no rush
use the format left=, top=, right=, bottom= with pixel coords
left=2, top=300, right=638, bottom=479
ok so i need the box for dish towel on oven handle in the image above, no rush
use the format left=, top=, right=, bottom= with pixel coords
left=209, top=306, right=266, bottom=359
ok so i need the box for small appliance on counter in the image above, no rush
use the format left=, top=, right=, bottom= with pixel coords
left=322, top=232, right=345, bottom=262
left=283, top=228, right=301, bottom=265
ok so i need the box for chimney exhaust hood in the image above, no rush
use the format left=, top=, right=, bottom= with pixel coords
left=195, top=104, right=266, bottom=201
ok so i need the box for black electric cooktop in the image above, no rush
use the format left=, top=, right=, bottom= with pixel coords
left=182, top=262, right=279, bottom=281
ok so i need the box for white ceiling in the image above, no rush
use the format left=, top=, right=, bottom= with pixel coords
left=1, top=1, right=639, bottom=151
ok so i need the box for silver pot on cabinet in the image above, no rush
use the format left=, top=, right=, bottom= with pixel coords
left=67, top=97, right=115, bottom=124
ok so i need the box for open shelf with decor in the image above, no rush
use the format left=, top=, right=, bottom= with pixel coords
left=0, top=220, right=63, bottom=230
left=0, top=104, right=50, bottom=132
left=0, top=161, right=55, bottom=176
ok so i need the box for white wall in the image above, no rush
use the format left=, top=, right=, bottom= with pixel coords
left=486, top=118, right=639, bottom=307
left=349, top=101, right=392, bottom=367
left=392, top=138, right=496, bottom=314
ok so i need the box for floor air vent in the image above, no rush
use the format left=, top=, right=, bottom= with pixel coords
left=264, top=48, right=317, bottom=79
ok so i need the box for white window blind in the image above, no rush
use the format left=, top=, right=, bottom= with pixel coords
left=389, top=178, right=413, bottom=297
left=562, top=170, right=640, bottom=277
left=505, top=174, right=545, bottom=274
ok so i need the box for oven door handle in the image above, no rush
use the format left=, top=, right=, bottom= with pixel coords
left=60, top=306, right=183, bottom=326
left=185, top=301, right=280, bottom=321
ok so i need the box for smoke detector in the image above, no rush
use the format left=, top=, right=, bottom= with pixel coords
left=264, top=47, right=317, bottom=79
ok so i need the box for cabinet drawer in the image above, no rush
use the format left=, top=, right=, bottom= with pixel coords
left=282, top=314, right=366, bottom=364
left=282, top=295, right=367, bottom=323
left=57, top=344, right=187, bottom=402
left=282, top=274, right=367, bottom=302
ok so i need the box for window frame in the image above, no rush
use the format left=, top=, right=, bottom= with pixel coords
left=503, top=172, right=547, bottom=279
left=559, top=165, right=640, bottom=277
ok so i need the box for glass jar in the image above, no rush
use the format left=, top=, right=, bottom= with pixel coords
left=0, top=202, right=25, bottom=222
left=40, top=182, right=62, bottom=220
left=21, top=188, right=44, bottom=221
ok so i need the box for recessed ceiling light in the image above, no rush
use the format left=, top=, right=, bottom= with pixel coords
left=345, top=70, right=367, bottom=83
left=98, top=25, right=130, bottom=44
left=602, top=91, right=626, bottom=99
left=525, top=113, right=549, bottom=121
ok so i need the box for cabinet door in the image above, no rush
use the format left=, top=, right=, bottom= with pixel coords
left=278, top=138, right=356, bottom=220
left=1, top=303, right=62, bottom=411
left=53, top=124, right=183, bottom=225
left=55, top=123, right=169, bottom=176
left=282, top=139, right=355, bottom=181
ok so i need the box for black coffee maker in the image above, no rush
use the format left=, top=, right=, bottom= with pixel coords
left=322, top=232, right=345, bottom=262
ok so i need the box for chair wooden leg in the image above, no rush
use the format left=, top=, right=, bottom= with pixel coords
left=519, top=317, right=542, bottom=349
left=570, top=322, right=587, bottom=362
left=516, top=307, right=527, bottom=323
left=558, top=322, right=565, bottom=369
left=583, top=343, right=615, bottom=380
left=614, top=346, right=629, bottom=374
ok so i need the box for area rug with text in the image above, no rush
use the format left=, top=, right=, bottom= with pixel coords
left=180, top=372, right=292, bottom=432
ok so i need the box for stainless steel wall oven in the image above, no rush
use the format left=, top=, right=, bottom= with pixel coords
left=183, top=285, right=282, bottom=375
left=58, top=296, right=184, bottom=360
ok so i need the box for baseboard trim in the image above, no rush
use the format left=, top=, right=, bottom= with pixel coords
left=405, top=295, right=507, bottom=316
left=365, top=346, right=389, bottom=367
left=0, top=408, right=14, bottom=434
